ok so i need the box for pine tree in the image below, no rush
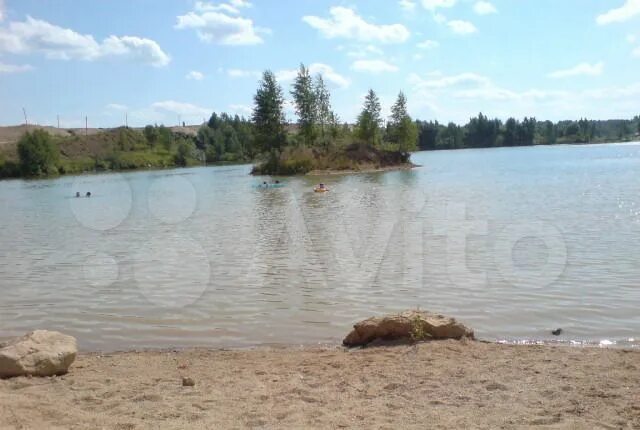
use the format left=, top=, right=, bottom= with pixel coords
left=252, top=70, right=286, bottom=154
left=291, top=63, right=317, bottom=146
left=387, top=91, right=418, bottom=153
left=314, top=74, right=335, bottom=148
left=356, top=89, right=382, bottom=146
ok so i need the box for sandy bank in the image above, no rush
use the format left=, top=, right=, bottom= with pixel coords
left=1, top=340, right=638, bottom=429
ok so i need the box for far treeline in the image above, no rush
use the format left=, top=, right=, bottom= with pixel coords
left=1, top=63, right=639, bottom=178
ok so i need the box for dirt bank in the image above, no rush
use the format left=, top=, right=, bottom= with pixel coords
left=1, top=341, right=638, bottom=429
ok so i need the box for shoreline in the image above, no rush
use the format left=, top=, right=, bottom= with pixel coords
left=2, top=340, right=638, bottom=429
left=305, top=163, right=418, bottom=176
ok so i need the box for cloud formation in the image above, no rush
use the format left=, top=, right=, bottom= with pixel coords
left=547, top=62, right=604, bottom=79
left=447, top=20, right=477, bottom=35
left=596, top=0, right=640, bottom=25
left=276, top=63, right=350, bottom=88
left=186, top=71, right=205, bottom=80
left=351, top=59, right=399, bottom=73
left=303, top=7, right=410, bottom=44
left=151, top=100, right=212, bottom=118
left=0, top=16, right=170, bottom=66
left=0, top=62, right=33, bottom=73
left=175, top=1, right=267, bottom=45
left=473, top=1, right=497, bottom=15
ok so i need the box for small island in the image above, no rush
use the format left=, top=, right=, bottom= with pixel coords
left=249, top=65, right=418, bottom=175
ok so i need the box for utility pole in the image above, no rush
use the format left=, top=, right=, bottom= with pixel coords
left=57, top=115, right=60, bottom=129
left=22, top=108, right=28, bottom=126
left=85, top=116, right=88, bottom=136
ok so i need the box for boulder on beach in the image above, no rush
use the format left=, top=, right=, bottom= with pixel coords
left=343, top=310, right=474, bottom=347
left=0, top=330, right=77, bottom=378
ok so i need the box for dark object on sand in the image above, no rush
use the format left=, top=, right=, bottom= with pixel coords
left=182, top=376, right=195, bottom=387
left=552, top=328, right=563, bottom=336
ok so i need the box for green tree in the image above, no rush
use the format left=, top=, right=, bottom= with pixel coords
left=252, top=70, right=286, bottom=154
left=314, top=74, right=334, bottom=148
left=291, top=64, right=317, bottom=146
left=17, top=129, right=59, bottom=176
left=356, top=89, right=382, bottom=146
left=387, top=91, right=418, bottom=153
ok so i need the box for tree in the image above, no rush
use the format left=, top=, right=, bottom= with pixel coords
left=291, top=64, right=317, bottom=146
left=17, top=129, right=59, bottom=176
left=252, top=70, right=286, bottom=154
left=314, top=74, right=333, bottom=148
left=356, top=89, right=382, bottom=146
left=387, top=91, right=418, bottom=153
left=503, top=118, right=518, bottom=146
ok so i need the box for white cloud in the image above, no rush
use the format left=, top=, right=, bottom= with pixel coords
left=422, top=0, right=456, bottom=10
left=0, top=0, right=5, bottom=22
left=106, top=103, right=128, bottom=111
left=186, top=70, right=205, bottom=80
left=447, top=20, right=477, bottom=35
left=417, top=39, right=439, bottom=49
left=547, top=62, right=604, bottom=79
left=399, top=0, right=417, bottom=12
left=408, top=70, right=640, bottom=123
left=151, top=101, right=212, bottom=118
left=0, top=62, right=33, bottom=73
left=175, top=2, right=267, bottom=45
left=0, top=16, right=170, bottom=66
left=226, top=68, right=261, bottom=78
left=627, top=34, right=637, bottom=43
left=101, top=35, right=170, bottom=67
left=633, top=46, right=640, bottom=57
left=346, top=44, right=384, bottom=58
left=277, top=63, right=350, bottom=88
left=229, top=103, right=252, bottom=116
left=302, top=6, right=410, bottom=44
left=409, top=71, right=490, bottom=89
left=351, top=59, right=399, bottom=73
left=596, top=0, right=640, bottom=25
left=473, top=1, right=497, bottom=15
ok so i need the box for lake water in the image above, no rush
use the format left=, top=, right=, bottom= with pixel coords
left=1, top=143, right=639, bottom=351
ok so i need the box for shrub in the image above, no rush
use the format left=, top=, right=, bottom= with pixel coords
left=17, top=129, right=60, bottom=177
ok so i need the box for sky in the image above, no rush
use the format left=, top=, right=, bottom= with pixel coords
left=0, top=0, right=639, bottom=128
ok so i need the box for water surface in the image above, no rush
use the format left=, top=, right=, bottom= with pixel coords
left=1, top=143, right=639, bottom=350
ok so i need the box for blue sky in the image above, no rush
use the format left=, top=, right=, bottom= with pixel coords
left=0, top=0, right=639, bottom=127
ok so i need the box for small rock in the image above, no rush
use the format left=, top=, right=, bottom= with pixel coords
left=552, top=328, right=563, bottom=336
left=182, top=376, right=195, bottom=387
left=0, top=330, right=77, bottom=378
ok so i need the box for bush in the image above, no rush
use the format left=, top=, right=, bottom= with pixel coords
left=17, top=129, right=60, bottom=177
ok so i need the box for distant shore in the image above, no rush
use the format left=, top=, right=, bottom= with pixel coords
left=1, top=340, right=638, bottom=429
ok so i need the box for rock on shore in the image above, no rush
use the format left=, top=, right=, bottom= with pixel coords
left=343, top=310, right=474, bottom=347
left=0, top=330, right=77, bottom=378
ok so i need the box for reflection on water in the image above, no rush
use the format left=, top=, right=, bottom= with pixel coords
left=1, top=143, right=640, bottom=350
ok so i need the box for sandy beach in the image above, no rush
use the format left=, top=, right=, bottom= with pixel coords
left=1, top=340, right=638, bottom=429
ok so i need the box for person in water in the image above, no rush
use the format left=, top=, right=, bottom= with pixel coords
left=86, top=192, right=91, bottom=198
left=75, top=192, right=80, bottom=198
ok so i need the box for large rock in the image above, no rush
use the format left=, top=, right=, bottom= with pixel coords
left=0, top=330, right=77, bottom=378
left=343, top=310, right=474, bottom=347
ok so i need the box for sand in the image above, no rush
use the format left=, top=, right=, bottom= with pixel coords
left=1, top=340, right=639, bottom=429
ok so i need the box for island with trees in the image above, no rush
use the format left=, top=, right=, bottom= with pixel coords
left=0, top=63, right=639, bottom=179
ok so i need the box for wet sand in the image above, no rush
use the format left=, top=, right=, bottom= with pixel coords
left=1, top=340, right=639, bottom=429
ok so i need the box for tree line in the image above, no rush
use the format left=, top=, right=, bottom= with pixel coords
left=417, top=114, right=640, bottom=151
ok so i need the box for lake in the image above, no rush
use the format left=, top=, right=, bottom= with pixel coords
left=1, top=143, right=639, bottom=351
